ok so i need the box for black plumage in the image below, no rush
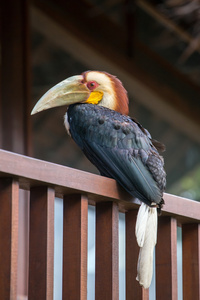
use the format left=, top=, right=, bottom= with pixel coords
left=67, top=103, right=166, bottom=208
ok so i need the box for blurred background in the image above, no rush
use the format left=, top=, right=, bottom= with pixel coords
left=1, top=1, right=200, bottom=299
left=30, top=0, right=200, bottom=201
left=1, top=0, right=200, bottom=200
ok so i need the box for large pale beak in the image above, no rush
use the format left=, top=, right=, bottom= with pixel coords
left=31, top=75, right=90, bottom=115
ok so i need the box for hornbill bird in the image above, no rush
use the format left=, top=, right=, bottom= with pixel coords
left=31, top=70, right=166, bottom=289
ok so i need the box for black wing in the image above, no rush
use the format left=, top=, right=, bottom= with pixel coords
left=68, top=104, right=166, bottom=206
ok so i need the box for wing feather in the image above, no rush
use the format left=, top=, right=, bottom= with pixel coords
left=68, top=104, right=166, bottom=205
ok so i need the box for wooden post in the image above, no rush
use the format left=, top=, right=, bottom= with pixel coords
left=0, top=0, right=31, bottom=154
left=182, top=223, right=200, bottom=300
left=126, top=209, right=149, bottom=300
left=28, top=186, right=55, bottom=300
left=156, top=217, right=178, bottom=300
left=0, top=178, right=19, bottom=300
left=62, top=194, right=88, bottom=300
left=0, top=1, right=31, bottom=297
left=95, top=202, right=119, bottom=300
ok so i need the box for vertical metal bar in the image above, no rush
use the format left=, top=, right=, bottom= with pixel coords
left=182, top=223, right=200, bottom=300
left=28, top=186, right=55, bottom=300
left=95, top=202, right=119, bottom=300
left=62, top=194, right=88, bottom=300
left=126, top=209, right=149, bottom=300
left=0, top=178, right=19, bottom=300
left=156, top=217, right=178, bottom=300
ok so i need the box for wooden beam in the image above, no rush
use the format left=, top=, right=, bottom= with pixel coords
left=0, top=0, right=31, bottom=154
left=136, top=0, right=197, bottom=48
left=0, top=2, right=31, bottom=298
left=124, top=0, right=136, bottom=57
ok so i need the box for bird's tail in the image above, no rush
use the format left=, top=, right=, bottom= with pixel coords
left=135, top=202, right=157, bottom=289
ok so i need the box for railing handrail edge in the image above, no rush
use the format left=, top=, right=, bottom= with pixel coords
left=0, top=149, right=199, bottom=222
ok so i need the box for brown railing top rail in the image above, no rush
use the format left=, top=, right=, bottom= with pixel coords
left=0, top=149, right=199, bottom=223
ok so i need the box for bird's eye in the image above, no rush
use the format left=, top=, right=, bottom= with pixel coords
left=87, top=81, right=98, bottom=90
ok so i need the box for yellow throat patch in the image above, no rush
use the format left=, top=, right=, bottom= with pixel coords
left=85, top=91, right=103, bottom=105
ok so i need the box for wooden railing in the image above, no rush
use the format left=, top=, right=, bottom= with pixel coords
left=0, top=149, right=199, bottom=300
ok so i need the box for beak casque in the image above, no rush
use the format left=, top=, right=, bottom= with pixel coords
left=31, top=75, right=90, bottom=115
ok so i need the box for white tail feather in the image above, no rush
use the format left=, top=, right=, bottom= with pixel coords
left=135, top=202, right=149, bottom=247
left=136, top=204, right=157, bottom=289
